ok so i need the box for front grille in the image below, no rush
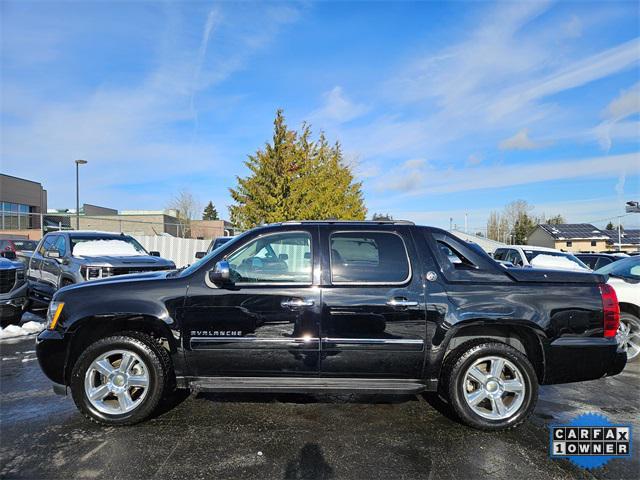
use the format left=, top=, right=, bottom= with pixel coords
left=110, top=265, right=170, bottom=276
left=0, top=269, right=16, bottom=294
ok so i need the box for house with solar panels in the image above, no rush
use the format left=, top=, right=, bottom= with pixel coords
left=527, top=223, right=640, bottom=253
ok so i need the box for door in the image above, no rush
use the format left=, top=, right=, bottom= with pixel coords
left=182, top=229, right=322, bottom=377
left=319, top=227, right=426, bottom=378
left=40, top=234, right=66, bottom=291
left=29, top=235, right=56, bottom=298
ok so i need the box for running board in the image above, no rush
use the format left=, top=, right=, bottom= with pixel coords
left=179, top=376, right=426, bottom=395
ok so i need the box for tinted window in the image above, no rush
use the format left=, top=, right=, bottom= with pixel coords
left=493, top=249, right=507, bottom=261
left=596, top=257, right=640, bottom=280
left=227, top=232, right=312, bottom=284
left=39, top=235, right=56, bottom=255
left=595, top=257, right=613, bottom=269
left=53, top=235, right=66, bottom=255
left=12, top=240, right=38, bottom=251
left=330, top=232, right=410, bottom=284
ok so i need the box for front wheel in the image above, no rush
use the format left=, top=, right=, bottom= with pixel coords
left=618, top=313, right=640, bottom=362
left=70, top=333, right=166, bottom=425
left=443, top=341, right=538, bottom=431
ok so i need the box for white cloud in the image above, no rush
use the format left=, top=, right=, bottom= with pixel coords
left=467, top=154, right=482, bottom=166
left=0, top=2, right=304, bottom=209
left=310, top=86, right=369, bottom=124
left=488, top=38, right=640, bottom=121
left=499, top=129, right=540, bottom=150
left=374, top=152, right=639, bottom=196
left=562, top=15, right=582, bottom=38
left=605, top=82, right=640, bottom=120
left=595, top=82, right=640, bottom=150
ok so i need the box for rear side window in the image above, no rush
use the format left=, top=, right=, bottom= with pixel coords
left=330, top=231, right=410, bottom=284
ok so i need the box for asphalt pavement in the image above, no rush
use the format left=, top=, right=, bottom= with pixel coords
left=1, top=332, right=638, bottom=480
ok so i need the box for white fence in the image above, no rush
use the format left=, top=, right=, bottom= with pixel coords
left=134, top=235, right=210, bottom=268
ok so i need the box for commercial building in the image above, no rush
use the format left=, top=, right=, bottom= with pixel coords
left=0, top=174, right=47, bottom=238
left=527, top=223, right=640, bottom=253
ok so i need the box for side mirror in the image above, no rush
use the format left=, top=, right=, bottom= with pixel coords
left=278, top=253, right=288, bottom=261
left=149, top=251, right=160, bottom=257
left=208, top=260, right=231, bottom=284
left=195, top=251, right=206, bottom=259
left=45, top=250, right=61, bottom=259
left=1, top=251, right=17, bottom=260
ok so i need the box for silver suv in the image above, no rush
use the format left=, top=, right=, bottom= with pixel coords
left=27, top=231, right=175, bottom=305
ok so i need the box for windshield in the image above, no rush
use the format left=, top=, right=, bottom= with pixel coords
left=179, top=232, right=248, bottom=276
left=596, top=256, right=640, bottom=280
left=523, top=250, right=589, bottom=269
left=13, top=240, right=38, bottom=251
left=70, top=235, right=148, bottom=256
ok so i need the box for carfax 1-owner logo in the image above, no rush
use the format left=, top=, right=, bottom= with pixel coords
left=550, top=413, right=633, bottom=469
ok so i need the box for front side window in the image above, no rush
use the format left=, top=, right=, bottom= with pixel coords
left=53, top=235, right=66, bottom=255
left=330, top=231, right=410, bottom=284
left=227, top=232, right=312, bottom=284
left=39, top=235, right=57, bottom=255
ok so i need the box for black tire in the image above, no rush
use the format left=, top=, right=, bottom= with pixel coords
left=619, top=312, right=640, bottom=363
left=70, top=333, right=166, bottom=426
left=442, top=340, right=538, bottom=431
left=0, top=310, right=22, bottom=328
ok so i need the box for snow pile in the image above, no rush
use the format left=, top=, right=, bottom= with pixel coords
left=73, top=239, right=141, bottom=257
left=0, top=321, right=45, bottom=340
left=529, top=254, right=589, bottom=271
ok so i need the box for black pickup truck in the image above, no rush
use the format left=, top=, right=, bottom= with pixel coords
left=35, top=221, right=626, bottom=430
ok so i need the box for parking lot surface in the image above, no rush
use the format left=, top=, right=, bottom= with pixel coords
left=1, top=333, right=638, bottom=480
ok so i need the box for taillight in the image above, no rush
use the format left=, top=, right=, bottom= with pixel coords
left=599, top=284, right=620, bottom=338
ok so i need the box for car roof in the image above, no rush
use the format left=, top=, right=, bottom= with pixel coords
left=510, top=245, right=564, bottom=253
left=51, top=230, right=130, bottom=238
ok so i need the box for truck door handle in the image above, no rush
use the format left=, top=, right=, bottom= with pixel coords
left=281, top=298, right=315, bottom=309
left=386, top=297, right=418, bottom=308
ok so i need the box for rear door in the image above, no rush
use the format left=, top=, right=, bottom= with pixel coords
left=28, top=235, right=55, bottom=293
left=319, top=226, right=426, bottom=378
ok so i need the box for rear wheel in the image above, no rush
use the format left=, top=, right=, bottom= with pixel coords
left=617, top=313, right=640, bottom=362
left=442, top=341, right=538, bottom=430
left=70, top=333, right=166, bottom=425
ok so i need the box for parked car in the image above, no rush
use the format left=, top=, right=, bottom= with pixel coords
left=596, top=256, right=640, bottom=362
left=575, top=253, right=621, bottom=270
left=0, top=253, right=28, bottom=327
left=493, top=245, right=590, bottom=271
left=27, top=231, right=175, bottom=306
left=35, top=221, right=626, bottom=430
left=195, top=236, right=233, bottom=259
left=0, top=237, right=38, bottom=263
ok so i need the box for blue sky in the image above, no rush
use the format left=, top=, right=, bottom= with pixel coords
left=1, top=0, right=639, bottom=231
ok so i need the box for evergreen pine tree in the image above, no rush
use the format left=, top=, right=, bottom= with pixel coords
left=229, top=110, right=367, bottom=229
left=202, top=201, right=219, bottom=220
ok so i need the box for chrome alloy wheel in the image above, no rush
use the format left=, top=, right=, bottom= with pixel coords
left=617, top=317, right=640, bottom=361
left=462, top=356, right=526, bottom=420
left=84, top=349, right=150, bottom=415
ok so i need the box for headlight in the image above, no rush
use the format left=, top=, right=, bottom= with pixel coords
left=46, top=301, right=65, bottom=330
left=16, top=268, right=25, bottom=281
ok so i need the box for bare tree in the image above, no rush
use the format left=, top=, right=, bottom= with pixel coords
left=167, top=189, right=200, bottom=238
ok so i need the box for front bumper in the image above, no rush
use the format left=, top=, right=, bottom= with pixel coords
left=35, top=329, right=68, bottom=385
left=0, top=282, right=28, bottom=320
left=542, top=337, right=627, bottom=385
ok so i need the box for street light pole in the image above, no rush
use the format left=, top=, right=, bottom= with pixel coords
left=75, top=159, right=87, bottom=230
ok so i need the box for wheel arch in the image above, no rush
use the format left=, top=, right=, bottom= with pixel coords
left=64, top=314, right=177, bottom=384
left=441, top=322, right=546, bottom=383
left=619, top=302, right=640, bottom=319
